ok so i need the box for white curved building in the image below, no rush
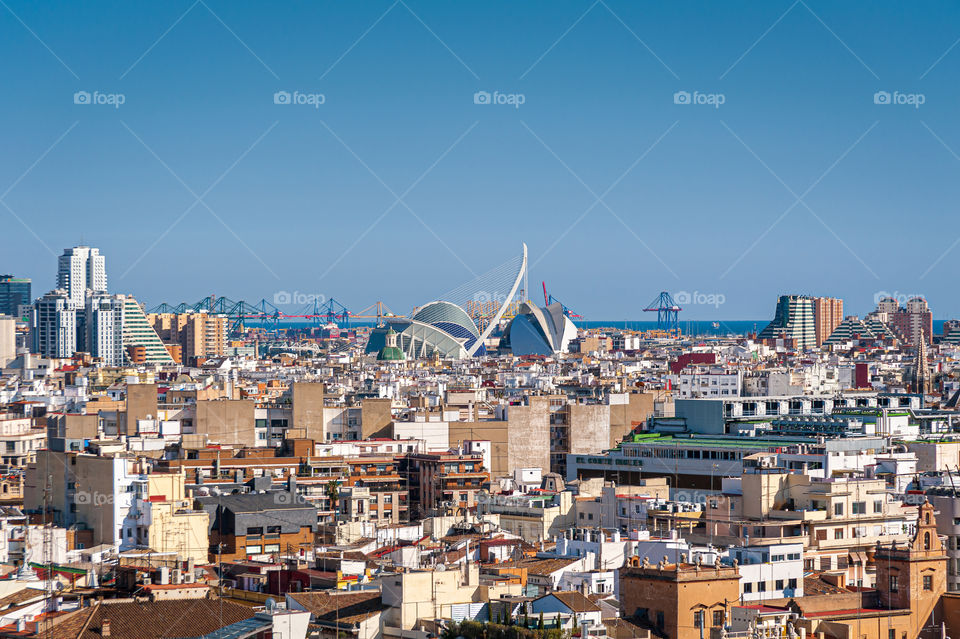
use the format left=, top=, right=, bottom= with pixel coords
left=500, top=301, right=576, bottom=356
left=365, top=244, right=528, bottom=360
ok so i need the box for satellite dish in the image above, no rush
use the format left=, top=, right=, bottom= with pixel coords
left=265, top=597, right=277, bottom=611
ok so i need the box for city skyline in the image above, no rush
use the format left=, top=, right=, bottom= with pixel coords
left=6, top=243, right=960, bottom=323
left=3, top=2, right=960, bottom=318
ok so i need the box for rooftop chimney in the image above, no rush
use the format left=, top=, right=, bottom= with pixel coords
left=101, top=619, right=111, bottom=637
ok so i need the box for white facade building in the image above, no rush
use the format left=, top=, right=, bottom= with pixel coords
left=32, top=290, right=76, bottom=358
left=85, top=295, right=124, bottom=366
left=725, top=542, right=804, bottom=602
left=57, top=246, right=106, bottom=310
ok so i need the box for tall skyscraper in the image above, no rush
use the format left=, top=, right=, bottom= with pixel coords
left=119, top=295, right=174, bottom=364
left=870, top=296, right=932, bottom=345
left=57, top=246, right=107, bottom=309
left=759, top=295, right=845, bottom=350
left=813, top=297, right=844, bottom=347
left=85, top=294, right=125, bottom=366
left=758, top=295, right=816, bottom=349
left=32, top=290, right=76, bottom=358
left=0, top=275, right=31, bottom=318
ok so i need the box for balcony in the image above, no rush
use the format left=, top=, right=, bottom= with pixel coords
left=769, top=508, right=827, bottom=522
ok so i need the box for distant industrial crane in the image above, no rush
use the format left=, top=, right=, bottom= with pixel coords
left=352, top=301, right=404, bottom=325
left=643, top=291, right=682, bottom=332
left=147, top=295, right=353, bottom=335
left=541, top=281, right=583, bottom=320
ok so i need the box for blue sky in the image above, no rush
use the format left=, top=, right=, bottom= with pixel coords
left=2, top=1, right=960, bottom=320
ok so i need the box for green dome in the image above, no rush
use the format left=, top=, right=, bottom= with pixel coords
left=377, top=346, right=405, bottom=361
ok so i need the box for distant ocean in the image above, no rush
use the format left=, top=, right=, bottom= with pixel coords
left=250, top=319, right=952, bottom=338
left=580, top=319, right=951, bottom=337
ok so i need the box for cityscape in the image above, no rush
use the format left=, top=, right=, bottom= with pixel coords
left=5, top=2, right=960, bottom=639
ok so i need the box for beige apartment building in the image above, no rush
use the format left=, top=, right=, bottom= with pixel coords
left=147, top=310, right=229, bottom=364
left=380, top=564, right=522, bottom=632
left=140, top=472, right=209, bottom=564
left=707, top=453, right=916, bottom=587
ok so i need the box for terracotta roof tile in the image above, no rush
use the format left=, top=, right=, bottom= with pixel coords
left=287, top=591, right=383, bottom=625
left=37, top=598, right=256, bottom=639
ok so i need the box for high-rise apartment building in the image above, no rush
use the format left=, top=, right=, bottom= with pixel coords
left=0, top=275, right=31, bottom=318
left=813, top=297, right=844, bottom=347
left=870, top=296, right=933, bottom=345
left=57, top=246, right=106, bottom=309
left=85, top=295, right=125, bottom=366
left=32, top=290, right=76, bottom=358
left=758, top=295, right=817, bottom=349
left=759, top=295, right=845, bottom=350
left=119, top=296, right=175, bottom=365
left=0, top=316, right=15, bottom=368
left=147, top=311, right=229, bottom=363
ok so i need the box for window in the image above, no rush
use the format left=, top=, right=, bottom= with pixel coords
left=246, top=527, right=263, bottom=536
left=264, top=544, right=281, bottom=553
left=852, top=502, right=866, bottom=515
left=835, top=529, right=844, bottom=539
left=266, top=525, right=281, bottom=534
left=775, top=579, right=784, bottom=590
left=757, top=581, right=766, bottom=592
left=888, top=631, right=895, bottom=639
left=788, top=578, right=797, bottom=590
left=925, top=532, right=931, bottom=550
left=246, top=545, right=262, bottom=555
left=693, top=611, right=704, bottom=629
left=713, top=611, right=724, bottom=627
left=834, top=503, right=844, bottom=516
left=889, top=575, right=899, bottom=592
left=924, top=575, right=933, bottom=591
left=875, top=500, right=884, bottom=513
left=743, top=583, right=753, bottom=594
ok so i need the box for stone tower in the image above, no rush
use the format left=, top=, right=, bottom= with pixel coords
left=874, top=501, right=946, bottom=639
